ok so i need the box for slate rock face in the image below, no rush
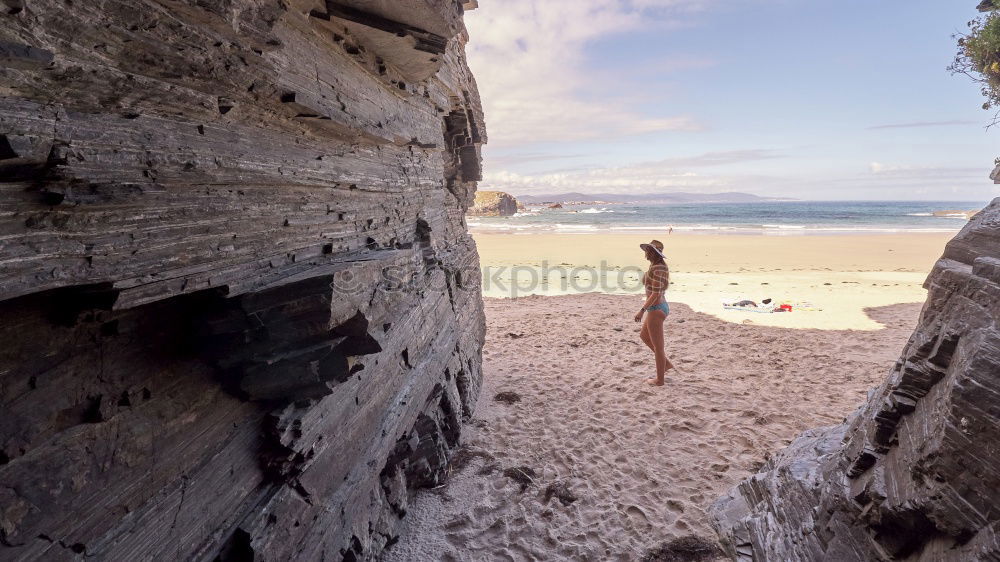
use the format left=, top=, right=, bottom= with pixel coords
left=712, top=197, right=1000, bottom=561
left=0, top=1, right=485, bottom=560
left=468, top=190, right=519, bottom=216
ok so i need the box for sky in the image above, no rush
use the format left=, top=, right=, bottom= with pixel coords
left=463, top=0, right=1000, bottom=201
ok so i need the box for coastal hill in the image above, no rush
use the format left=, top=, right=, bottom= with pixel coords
left=517, top=191, right=791, bottom=204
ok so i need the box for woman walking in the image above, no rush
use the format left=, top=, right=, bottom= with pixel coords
left=634, top=240, right=676, bottom=386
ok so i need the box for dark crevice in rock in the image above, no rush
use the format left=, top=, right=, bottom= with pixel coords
left=39, top=283, right=119, bottom=327
left=260, top=411, right=309, bottom=481
left=340, top=536, right=364, bottom=562
left=0, top=39, right=54, bottom=69
left=0, top=135, right=18, bottom=160
left=314, top=3, right=447, bottom=55
left=871, top=508, right=944, bottom=558
left=443, top=105, right=482, bottom=186
left=214, top=528, right=255, bottom=562
left=218, top=97, right=235, bottom=115
left=1, top=141, right=70, bottom=186
left=53, top=394, right=104, bottom=430
left=63, top=541, right=86, bottom=555
left=455, top=369, right=472, bottom=419
left=3, top=0, right=24, bottom=15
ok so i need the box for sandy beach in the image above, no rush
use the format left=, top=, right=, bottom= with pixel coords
left=382, top=295, right=924, bottom=561
left=379, top=231, right=951, bottom=560
left=474, top=232, right=952, bottom=330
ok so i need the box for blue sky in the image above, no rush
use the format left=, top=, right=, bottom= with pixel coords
left=464, top=0, right=999, bottom=201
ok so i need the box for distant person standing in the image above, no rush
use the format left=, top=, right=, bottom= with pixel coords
left=668, top=225, right=673, bottom=235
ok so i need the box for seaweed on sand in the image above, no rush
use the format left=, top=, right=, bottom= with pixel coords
left=640, top=535, right=723, bottom=562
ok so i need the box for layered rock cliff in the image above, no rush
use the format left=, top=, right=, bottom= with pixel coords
left=0, top=1, right=486, bottom=560
left=712, top=196, right=1000, bottom=561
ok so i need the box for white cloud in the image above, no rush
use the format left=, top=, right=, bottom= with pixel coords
left=478, top=154, right=994, bottom=199
left=867, top=120, right=977, bottom=130
left=869, top=162, right=985, bottom=178
left=869, top=161, right=895, bottom=174
left=639, top=149, right=782, bottom=168
left=486, top=152, right=591, bottom=166
left=480, top=150, right=768, bottom=195
left=464, top=0, right=709, bottom=146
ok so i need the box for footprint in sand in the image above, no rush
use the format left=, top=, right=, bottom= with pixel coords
left=665, top=499, right=685, bottom=514
left=668, top=422, right=696, bottom=432
left=445, top=514, right=473, bottom=530
left=730, top=435, right=754, bottom=448
left=481, top=516, right=508, bottom=539
left=624, top=505, right=651, bottom=529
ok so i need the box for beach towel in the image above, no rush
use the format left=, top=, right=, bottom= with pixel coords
left=723, top=304, right=777, bottom=313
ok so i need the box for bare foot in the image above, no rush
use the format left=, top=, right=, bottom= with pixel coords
left=645, top=378, right=664, bottom=386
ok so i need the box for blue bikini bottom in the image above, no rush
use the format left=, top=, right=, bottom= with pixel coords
left=646, top=302, right=670, bottom=315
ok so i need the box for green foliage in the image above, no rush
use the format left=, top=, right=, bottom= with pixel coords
left=951, top=10, right=1000, bottom=122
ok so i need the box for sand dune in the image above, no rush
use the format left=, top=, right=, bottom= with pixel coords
left=382, top=294, right=922, bottom=561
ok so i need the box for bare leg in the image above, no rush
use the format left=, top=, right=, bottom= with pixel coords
left=639, top=322, right=653, bottom=351
left=645, top=311, right=674, bottom=385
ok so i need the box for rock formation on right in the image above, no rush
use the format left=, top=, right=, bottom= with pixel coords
left=712, top=194, right=1000, bottom=560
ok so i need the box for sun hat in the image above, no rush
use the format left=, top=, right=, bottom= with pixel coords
left=639, top=239, right=665, bottom=258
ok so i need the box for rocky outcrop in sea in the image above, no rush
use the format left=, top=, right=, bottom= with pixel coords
left=469, top=190, right=520, bottom=216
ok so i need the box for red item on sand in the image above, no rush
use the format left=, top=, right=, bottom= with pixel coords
left=780, top=304, right=792, bottom=311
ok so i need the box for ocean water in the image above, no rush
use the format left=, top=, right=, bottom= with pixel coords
left=467, top=200, right=987, bottom=235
